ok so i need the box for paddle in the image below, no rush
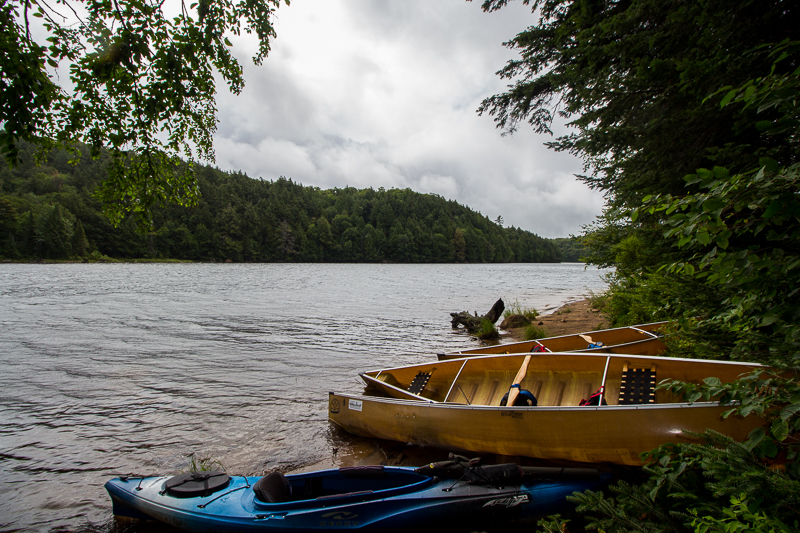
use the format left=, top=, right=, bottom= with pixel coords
left=506, top=355, right=531, bottom=406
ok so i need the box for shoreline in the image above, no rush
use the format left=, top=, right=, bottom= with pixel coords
left=499, top=298, right=607, bottom=341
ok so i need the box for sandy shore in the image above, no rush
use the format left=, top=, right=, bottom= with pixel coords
left=499, top=298, right=608, bottom=341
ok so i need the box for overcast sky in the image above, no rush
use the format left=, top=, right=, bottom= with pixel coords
left=213, top=0, right=605, bottom=238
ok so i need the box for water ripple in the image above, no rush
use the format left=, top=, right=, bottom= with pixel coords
left=0, top=263, right=607, bottom=532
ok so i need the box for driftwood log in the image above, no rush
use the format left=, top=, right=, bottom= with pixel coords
left=450, top=298, right=505, bottom=333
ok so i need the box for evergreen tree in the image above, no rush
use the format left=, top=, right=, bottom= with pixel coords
left=71, top=219, right=88, bottom=257
left=42, top=204, right=72, bottom=259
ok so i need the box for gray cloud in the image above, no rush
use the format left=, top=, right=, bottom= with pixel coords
left=213, top=0, right=604, bottom=238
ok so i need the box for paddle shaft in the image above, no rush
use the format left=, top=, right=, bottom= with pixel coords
left=506, top=355, right=531, bottom=406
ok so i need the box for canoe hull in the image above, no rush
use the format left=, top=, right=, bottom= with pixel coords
left=106, top=467, right=605, bottom=532
left=328, top=392, right=763, bottom=465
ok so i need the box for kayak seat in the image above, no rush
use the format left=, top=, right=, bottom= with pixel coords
left=618, top=367, right=656, bottom=404
left=254, top=472, right=293, bottom=504
left=407, top=372, right=432, bottom=395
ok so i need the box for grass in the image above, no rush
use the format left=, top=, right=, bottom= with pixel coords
left=184, top=453, right=226, bottom=473
left=586, top=289, right=608, bottom=311
left=476, top=319, right=499, bottom=340
left=503, top=299, right=539, bottom=320
left=521, top=324, right=550, bottom=341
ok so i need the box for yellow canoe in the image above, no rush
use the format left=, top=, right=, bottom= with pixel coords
left=328, top=352, right=764, bottom=465
left=438, top=322, right=668, bottom=360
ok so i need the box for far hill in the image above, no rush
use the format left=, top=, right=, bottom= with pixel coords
left=0, top=143, right=562, bottom=263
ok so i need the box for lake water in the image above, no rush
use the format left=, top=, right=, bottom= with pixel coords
left=0, top=263, right=608, bottom=532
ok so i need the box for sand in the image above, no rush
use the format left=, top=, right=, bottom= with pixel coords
left=500, top=298, right=608, bottom=341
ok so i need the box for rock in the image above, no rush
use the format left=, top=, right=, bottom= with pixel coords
left=499, top=314, right=532, bottom=329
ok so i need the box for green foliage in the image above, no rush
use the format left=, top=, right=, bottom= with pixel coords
left=552, top=236, right=586, bottom=262
left=476, top=319, right=499, bottom=340
left=535, top=514, right=569, bottom=533
left=521, top=324, right=549, bottom=341
left=503, top=299, right=539, bottom=319
left=569, top=431, right=800, bottom=533
left=691, top=494, right=796, bottom=533
left=1, top=0, right=286, bottom=228
left=0, top=142, right=561, bottom=263
left=659, top=366, right=800, bottom=469
left=629, top=40, right=800, bottom=359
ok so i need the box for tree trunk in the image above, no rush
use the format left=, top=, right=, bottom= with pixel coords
left=450, top=298, right=505, bottom=332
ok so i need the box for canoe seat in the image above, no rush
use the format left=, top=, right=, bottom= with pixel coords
left=254, top=472, right=293, bottom=503
left=618, top=367, right=656, bottom=404
left=408, top=372, right=432, bottom=395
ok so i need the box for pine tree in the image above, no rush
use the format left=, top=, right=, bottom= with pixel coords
left=71, top=219, right=89, bottom=257
left=43, top=204, right=72, bottom=259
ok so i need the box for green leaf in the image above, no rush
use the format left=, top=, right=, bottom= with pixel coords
left=781, top=402, right=800, bottom=421
left=744, top=427, right=765, bottom=451
left=719, top=88, right=738, bottom=107
left=763, top=200, right=782, bottom=219
left=771, top=419, right=789, bottom=441
left=760, top=438, right=779, bottom=458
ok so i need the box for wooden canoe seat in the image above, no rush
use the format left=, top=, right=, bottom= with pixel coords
left=618, top=366, right=656, bottom=404
left=408, top=372, right=432, bottom=395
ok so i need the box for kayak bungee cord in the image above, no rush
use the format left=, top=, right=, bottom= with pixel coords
left=196, top=483, right=249, bottom=509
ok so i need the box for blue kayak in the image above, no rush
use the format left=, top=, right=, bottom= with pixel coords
left=106, top=460, right=609, bottom=532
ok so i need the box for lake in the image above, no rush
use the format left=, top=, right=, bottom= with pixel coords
left=0, top=263, right=608, bottom=532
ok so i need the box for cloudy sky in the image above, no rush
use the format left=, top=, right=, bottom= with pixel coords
left=213, top=0, right=605, bottom=238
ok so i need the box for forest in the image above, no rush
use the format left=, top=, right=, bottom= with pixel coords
left=0, top=142, right=563, bottom=263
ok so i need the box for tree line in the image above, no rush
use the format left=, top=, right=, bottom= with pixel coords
left=0, top=142, right=562, bottom=263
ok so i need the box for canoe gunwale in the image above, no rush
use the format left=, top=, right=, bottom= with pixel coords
left=332, top=391, right=738, bottom=413
left=377, top=351, right=764, bottom=377
left=437, top=322, right=669, bottom=359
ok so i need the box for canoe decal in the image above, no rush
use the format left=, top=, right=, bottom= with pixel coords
left=501, top=411, right=523, bottom=419
left=348, top=399, right=363, bottom=412
left=329, top=398, right=340, bottom=414
left=483, top=494, right=530, bottom=508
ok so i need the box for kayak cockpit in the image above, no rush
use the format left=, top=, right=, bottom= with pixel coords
left=252, top=466, right=433, bottom=508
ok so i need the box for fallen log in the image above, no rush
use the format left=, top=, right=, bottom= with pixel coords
left=450, top=298, right=505, bottom=333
